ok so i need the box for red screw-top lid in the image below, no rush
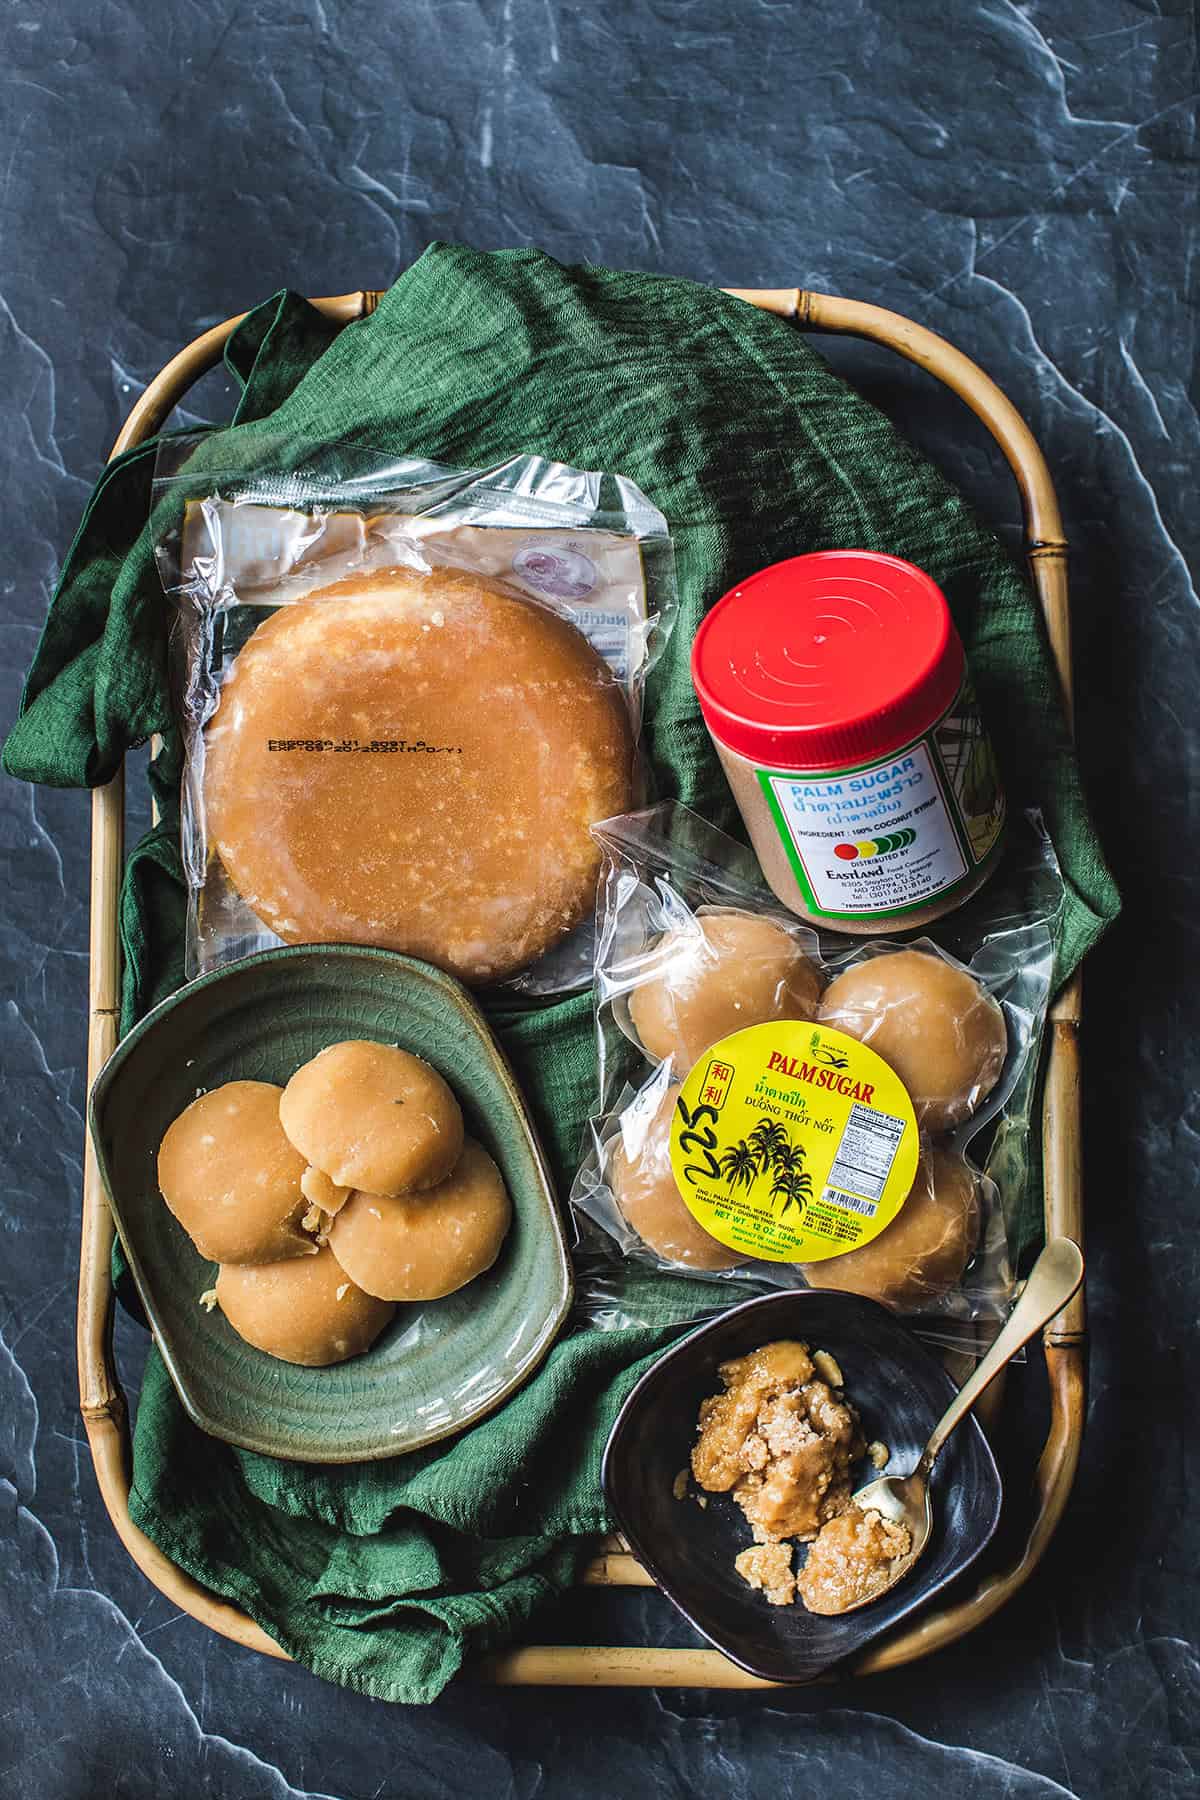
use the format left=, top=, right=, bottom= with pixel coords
left=691, top=551, right=965, bottom=770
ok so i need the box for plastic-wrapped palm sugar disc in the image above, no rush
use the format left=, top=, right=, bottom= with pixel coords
left=610, top=1082, right=747, bottom=1272
left=799, top=1144, right=980, bottom=1309
left=817, top=948, right=1006, bottom=1131
left=214, top=1247, right=395, bottom=1366
left=202, top=568, right=635, bottom=985
left=628, top=911, right=823, bottom=1070
left=328, top=1138, right=512, bottom=1302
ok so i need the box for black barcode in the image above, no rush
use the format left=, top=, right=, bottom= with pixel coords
left=822, top=1188, right=878, bottom=1217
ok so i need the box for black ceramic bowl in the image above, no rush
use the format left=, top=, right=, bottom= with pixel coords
left=602, top=1289, right=1002, bottom=1683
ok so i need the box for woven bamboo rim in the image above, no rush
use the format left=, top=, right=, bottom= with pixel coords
left=79, top=285, right=1085, bottom=1688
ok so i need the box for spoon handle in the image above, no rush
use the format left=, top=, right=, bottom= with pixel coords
left=916, top=1237, right=1084, bottom=1480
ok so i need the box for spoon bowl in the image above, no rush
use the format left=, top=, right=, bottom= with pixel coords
left=602, top=1287, right=1004, bottom=1683
left=839, top=1471, right=933, bottom=1603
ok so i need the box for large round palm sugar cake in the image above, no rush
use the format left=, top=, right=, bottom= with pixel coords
left=202, top=568, right=635, bottom=984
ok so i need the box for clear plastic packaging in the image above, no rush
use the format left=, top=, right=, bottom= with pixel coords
left=570, top=803, right=1062, bottom=1343
left=153, top=438, right=677, bottom=993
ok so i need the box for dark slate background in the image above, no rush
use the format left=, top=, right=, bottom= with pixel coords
left=2, top=1, right=1196, bottom=1794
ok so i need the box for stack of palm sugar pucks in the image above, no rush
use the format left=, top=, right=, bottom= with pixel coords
left=156, top=1041, right=511, bottom=1366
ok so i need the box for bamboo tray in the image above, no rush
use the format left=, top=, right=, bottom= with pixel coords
left=78, top=284, right=1085, bottom=1688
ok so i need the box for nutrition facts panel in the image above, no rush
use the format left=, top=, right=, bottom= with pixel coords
left=826, top=1102, right=907, bottom=1203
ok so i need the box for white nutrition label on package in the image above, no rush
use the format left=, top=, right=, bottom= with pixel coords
left=825, top=1101, right=908, bottom=1209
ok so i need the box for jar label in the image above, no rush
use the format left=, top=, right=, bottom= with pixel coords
left=667, top=1022, right=919, bottom=1263
left=755, top=695, right=1004, bottom=922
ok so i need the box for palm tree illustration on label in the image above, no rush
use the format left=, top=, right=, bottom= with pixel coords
left=716, top=1117, right=815, bottom=1220
left=766, top=1139, right=814, bottom=1218
left=718, top=1140, right=759, bottom=1190
left=748, top=1118, right=788, bottom=1166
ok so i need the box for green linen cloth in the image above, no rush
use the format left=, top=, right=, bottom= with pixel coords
left=5, top=245, right=1118, bottom=1702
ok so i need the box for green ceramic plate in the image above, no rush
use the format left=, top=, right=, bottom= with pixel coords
left=88, top=945, right=573, bottom=1462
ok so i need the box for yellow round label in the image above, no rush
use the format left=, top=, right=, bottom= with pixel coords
left=667, top=1022, right=919, bottom=1264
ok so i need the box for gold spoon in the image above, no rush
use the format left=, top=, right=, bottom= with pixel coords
left=840, top=1236, right=1085, bottom=1609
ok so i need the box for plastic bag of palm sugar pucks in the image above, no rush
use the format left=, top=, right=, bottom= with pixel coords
left=155, top=443, right=676, bottom=991
left=570, top=802, right=1063, bottom=1349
